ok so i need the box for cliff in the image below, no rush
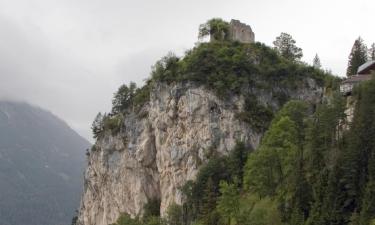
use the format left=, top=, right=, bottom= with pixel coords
left=77, top=79, right=323, bottom=225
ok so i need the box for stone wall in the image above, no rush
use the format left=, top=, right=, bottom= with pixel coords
left=228, top=19, right=255, bottom=43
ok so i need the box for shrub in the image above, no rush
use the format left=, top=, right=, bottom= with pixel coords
left=103, top=114, right=123, bottom=135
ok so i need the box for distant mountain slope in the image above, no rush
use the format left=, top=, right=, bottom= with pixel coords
left=0, top=101, right=90, bottom=225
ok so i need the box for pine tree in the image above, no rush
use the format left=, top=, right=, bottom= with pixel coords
left=112, top=82, right=137, bottom=114
left=313, top=54, right=322, bottom=69
left=217, top=181, right=240, bottom=225
left=200, top=178, right=220, bottom=225
left=91, top=112, right=104, bottom=138
left=369, top=43, right=375, bottom=60
left=346, top=37, right=368, bottom=76
left=273, top=33, right=303, bottom=61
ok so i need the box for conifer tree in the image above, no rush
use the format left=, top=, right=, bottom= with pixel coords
left=313, top=54, right=322, bottom=69
left=273, top=33, right=303, bottom=61
left=346, top=37, right=368, bottom=76
left=217, top=181, right=240, bottom=225
left=91, top=112, right=104, bottom=138
left=112, top=82, right=137, bottom=114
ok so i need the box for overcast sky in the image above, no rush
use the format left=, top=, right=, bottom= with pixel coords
left=0, top=0, right=374, bottom=142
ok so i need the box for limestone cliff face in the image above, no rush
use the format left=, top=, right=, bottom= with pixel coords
left=78, top=80, right=323, bottom=225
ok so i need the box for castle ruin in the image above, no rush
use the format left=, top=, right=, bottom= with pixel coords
left=228, top=19, right=255, bottom=43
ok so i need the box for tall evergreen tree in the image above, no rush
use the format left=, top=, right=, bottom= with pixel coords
left=112, top=82, right=137, bottom=114
left=91, top=112, right=104, bottom=138
left=217, top=181, right=240, bottom=225
left=313, top=54, right=322, bottom=69
left=273, top=33, right=303, bottom=61
left=346, top=37, right=368, bottom=76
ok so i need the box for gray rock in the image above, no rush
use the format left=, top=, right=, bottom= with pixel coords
left=77, top=80, right=322, bottom=225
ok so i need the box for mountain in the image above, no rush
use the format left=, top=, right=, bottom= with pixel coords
left=0, top=101, right=90, bottom=225
left=77, top=20, right=329, bottom=224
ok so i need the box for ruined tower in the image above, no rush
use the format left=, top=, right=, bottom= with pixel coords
left=228, top=19, right=255, bottom=43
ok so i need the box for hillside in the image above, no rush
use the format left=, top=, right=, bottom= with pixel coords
left=77, top=20, right=336, bottom=225
left=0, top=101, right=90, bottom=225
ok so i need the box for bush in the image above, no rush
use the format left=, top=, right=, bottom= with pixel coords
left=103, top=114, right=123, bottom=135
left=143, top=198, right=161, bottom=218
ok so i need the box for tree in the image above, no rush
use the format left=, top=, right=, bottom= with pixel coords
left=313, top=54, right=322, bottom=69
left=217, top=181, right=240, bottom=225
left=112, top=82, right=137, bottom=114
left=91, top=112, right=104, bottom=138
left=369, top=43, right=375, bottom=60
left=200, top=178, right=220, bottom=225
left=273, top=33, right=303, bottom=61
left=166, top=203, right=183, bottom=225
left=143, top=198, right=161, bottom=218
left=346, top=37, right=368, bottom=76
left=198, top=18, right=230, bottom=42
left=245, top=198, right=283, bottom=225
left=244, top=116, right=299, bottom=197
left=110, top=213, right=141, bottom=225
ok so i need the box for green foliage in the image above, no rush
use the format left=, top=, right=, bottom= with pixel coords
left=110, top=80, right=375, bottom=225
left=198, top=18, right=230, bottom=42
left=111, top=213, right=165, bottom=225
left=244, top=116, right=299, bottom=197
left=340, top=78, right=375, bottom=223
left=133, top=80, right=151, bottom=108
left=180, top=142, right=249, bottom=223
left=143, top=198, right=161, bottom=218
left=217, top=181, right=240, bottom=225
left=245, top=197, right=283, bottom=225
left=94, top=22, right=333, bottom=142
left=236, top=96, right=274, bottom=132
left=103, top=114, right=123, bottom=135
left=110, top=213, right=141, bottom=225
left=151, top=41, right=328, bottom=99
left=112, top=82, right=137, bottom=114
left=346, top=37, right=368, bottom=76
left=91, top=112, right=104, bottom=138
left=313, top=54, right=321, bottom=69
left=147, top=40, right=331, bottom=132
left=111, top=81, right=152, bottom=115
left=273, top=32, right=303, bottom=61
left=166, top=203, right=183, bottom=225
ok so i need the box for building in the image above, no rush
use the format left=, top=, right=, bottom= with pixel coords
left=209, top=19, right=255, bottom=44
left=228, top=19, right=255, bottom=43
left=357, top=60, right=375, bottom=75
left=340, top=60, right=375, bottom=95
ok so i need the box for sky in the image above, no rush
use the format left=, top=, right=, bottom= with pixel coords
left=0, top=0, right=373, bottom=142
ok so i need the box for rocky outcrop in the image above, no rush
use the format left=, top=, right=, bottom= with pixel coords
left=77, top=80, right=323, bottom=225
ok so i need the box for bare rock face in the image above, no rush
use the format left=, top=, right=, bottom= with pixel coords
left=77, top=81, right=323, bottom=225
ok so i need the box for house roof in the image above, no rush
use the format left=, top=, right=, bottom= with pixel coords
left=357, top=60, right=375, bottom=74
left=341, top=74, right=373, bottom=84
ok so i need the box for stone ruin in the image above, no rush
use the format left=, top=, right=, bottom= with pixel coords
left=228, top=19, right=255, bottom=43
left=209, top=19, right=255, bottom=43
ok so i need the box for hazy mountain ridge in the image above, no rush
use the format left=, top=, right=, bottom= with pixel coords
left=0, top=101, right=90, bottom=225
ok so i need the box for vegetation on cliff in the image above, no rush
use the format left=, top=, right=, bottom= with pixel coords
left=92, top=18, right=375, bottom=225
left=111, top=75, right=375, bottom=225
left=91, top=18, right=335, bottom=138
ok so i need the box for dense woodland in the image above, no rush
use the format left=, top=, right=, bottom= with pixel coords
left=88, top=19, right=375, bottom=225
